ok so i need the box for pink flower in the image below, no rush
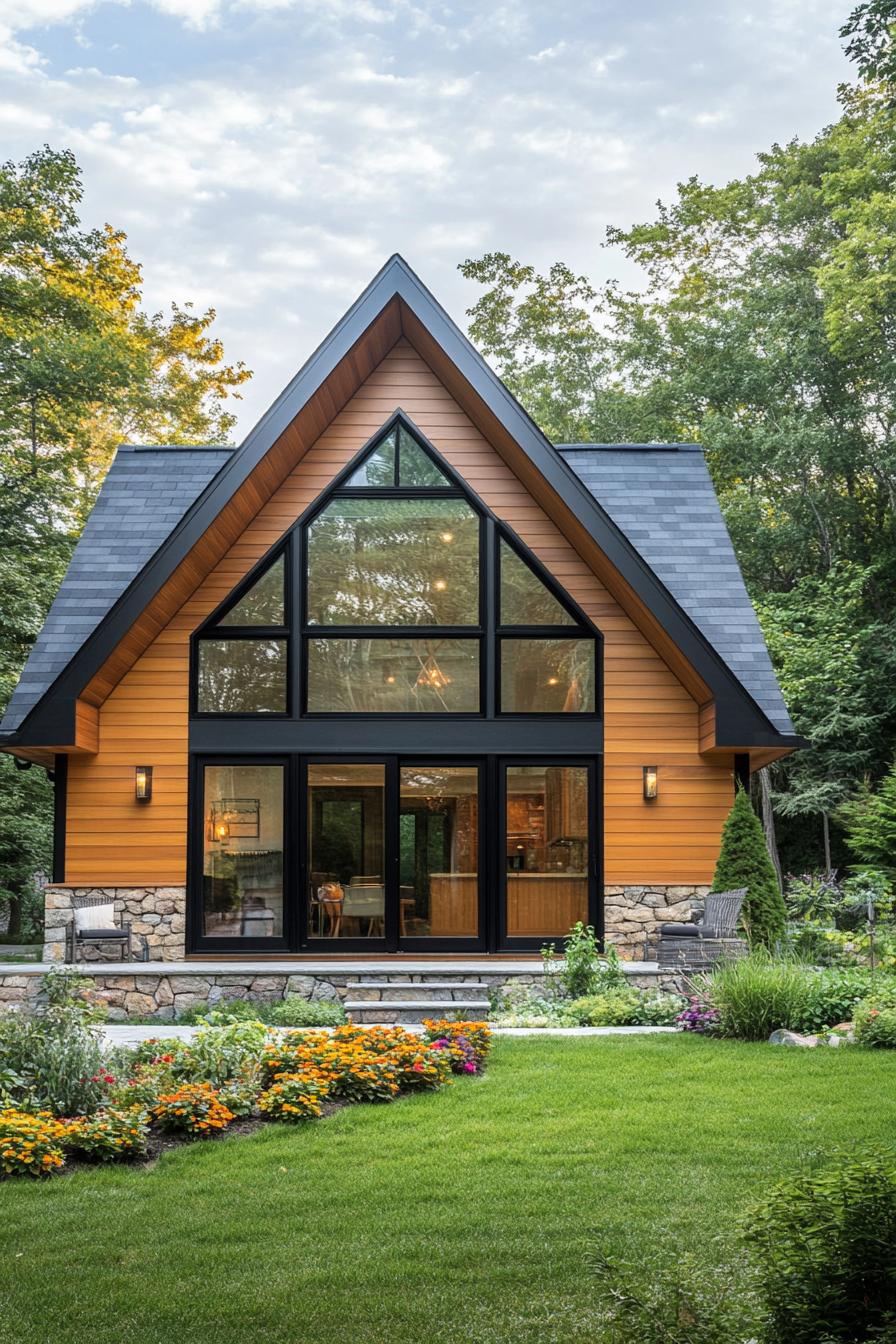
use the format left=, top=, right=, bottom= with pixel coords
left=463, top=1062, right=477, bottom=1073
left=412, top=1062, right=425, bottom=1072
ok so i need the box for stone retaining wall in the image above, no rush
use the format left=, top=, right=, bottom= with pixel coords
left=0, top=965, right=684, bottom=1020
left=43, top=887, right=186, bottom=962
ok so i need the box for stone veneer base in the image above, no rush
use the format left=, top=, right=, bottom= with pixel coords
left=42, top=883, right=709, bottom=964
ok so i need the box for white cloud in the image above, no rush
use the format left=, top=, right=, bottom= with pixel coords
left=0, top=0, right=852, bottom=432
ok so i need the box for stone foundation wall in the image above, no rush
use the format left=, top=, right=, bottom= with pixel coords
left=604, top=885, right=709, bottom=957
left=0, top=965, right=685, bottom=1019
left=43, top=887, right=186, bottom=963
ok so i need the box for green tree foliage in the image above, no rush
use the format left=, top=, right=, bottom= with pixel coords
left=0, top=146, right=250, bottom=936
left=841, top=1, right=896, bottom=92
left=713, top=790, right=787, bottom=947
left=839, top=758, right=896, bottom=875
left=461, top=24, right=896, bottom=870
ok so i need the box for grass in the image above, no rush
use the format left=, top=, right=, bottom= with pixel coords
left=1, top=1035, right=895, bottom=1344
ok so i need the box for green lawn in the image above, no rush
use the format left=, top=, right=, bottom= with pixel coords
left=1, top=1035, right=894, bottom=1344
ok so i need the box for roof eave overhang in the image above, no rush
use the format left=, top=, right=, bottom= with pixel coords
left=5, top=254, right=797, bottom=754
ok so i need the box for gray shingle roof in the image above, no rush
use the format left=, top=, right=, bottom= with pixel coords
left=558, top=443, right=793, bottom=734
left=1, top=436, right=792, bottom=740
left=0, top=444, right=233, bottom=733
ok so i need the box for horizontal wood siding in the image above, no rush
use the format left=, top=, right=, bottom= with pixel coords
left=65, top=338, right=733, bottom=886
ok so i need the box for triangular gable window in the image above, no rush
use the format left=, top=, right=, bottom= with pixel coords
left=343, top=422, right=452, bottom=489
left=216, top=553, right=285, bottom=627
left=499, top=539, right=576, bottom=626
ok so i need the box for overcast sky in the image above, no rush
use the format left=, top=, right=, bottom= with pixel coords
left=1, top=0, right=851, bottom=436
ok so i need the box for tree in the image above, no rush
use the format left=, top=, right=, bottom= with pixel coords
left=839, top=758, right=896, bottom=875
left=713, top=789, right=787, bottom=947
left=0, top=146, right=250, bottom=936
left=841, top=2, right=896, bottom=93
left=0, top=757, right=51, bottom=940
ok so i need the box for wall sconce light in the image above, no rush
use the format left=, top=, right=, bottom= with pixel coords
left=135, top=766, right=153, bottom=803
left=643, top=765, right=658, bottom=802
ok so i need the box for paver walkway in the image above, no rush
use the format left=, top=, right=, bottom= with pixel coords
left=99, top=1023, right=678, bottom=1047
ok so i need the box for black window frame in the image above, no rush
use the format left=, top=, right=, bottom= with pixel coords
left=188, top=411, right=601, bottom=723
left=191, top=540, right=293, bottom=720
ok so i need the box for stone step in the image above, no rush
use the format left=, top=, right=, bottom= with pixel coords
left=345, top=998, right=489, bottom=1018
left=355, top=980, right=489, bottom=991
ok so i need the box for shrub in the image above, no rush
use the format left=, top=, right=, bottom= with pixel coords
left=0, top=1007, right=105, bottom=1116
left=591, top=1247, right=756, bottom=1344
left=179, top=1000, right=268, bottom=1025
left=110, top=1053, right=180, bottom=1111
left=712, top=787, right=786, bottom=947
left=266, top=996, right=346, bottom=1028
left=261, top=1032, right=400, bottom=1102
left=854, top=1003, right=896, bottom=1047
left=182, top=1020, right=269, bottom=1088
left=64, top=1108, right=149, bottom=1162
left=542, top=923, right=626, bottom=997
left=0, top=1109, right=66, bottom=1178
left=704, top=952, right=810, bottom=1040
left=745, top=1148, right=896, bottom=1343
left=789, top=966, right=883, bottom=1032
left=151, top=1083, right=234, bottom=1138
left=258, top=1074, right=329, bottom=1122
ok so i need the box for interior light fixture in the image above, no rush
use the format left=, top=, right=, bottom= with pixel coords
left=440, top=531, right=454, bottom=543
left=432, top=578, right=447, bottom=591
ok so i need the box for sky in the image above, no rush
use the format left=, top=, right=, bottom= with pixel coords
left=1, top=0, right=852, bottom=437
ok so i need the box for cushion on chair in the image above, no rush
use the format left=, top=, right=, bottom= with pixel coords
left=659, top=922, right=700, bottom=937
left=76, top=928, right=124, bottom=940
left=73, top=904, right=115, bottom=933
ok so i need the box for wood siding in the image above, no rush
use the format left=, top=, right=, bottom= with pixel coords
left=65, top=338, right=733, bottom=886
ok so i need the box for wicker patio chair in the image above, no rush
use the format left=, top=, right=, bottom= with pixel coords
left=66, top=893, right=132, bottom=963
left=656, top=888, right=748, bottom=970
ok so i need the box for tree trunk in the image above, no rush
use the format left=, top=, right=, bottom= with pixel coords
left=759, top=767, right=784, bottom=893
left=5, top=895, right=22, bottom=941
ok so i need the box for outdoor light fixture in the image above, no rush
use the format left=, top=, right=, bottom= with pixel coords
left=643, top=766, right=658, bottom=801
left=134, top=766, right=153, bottom=803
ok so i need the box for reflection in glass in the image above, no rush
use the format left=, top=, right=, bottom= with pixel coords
left=505, top=765, right=589, bottom=936
left=307, top=638, right=479, bottom=712
left=499, top=540, right=575, bottom=626
left=307, top=764, right=385, bottom=939
left=217, top=555, right=285, bottom=626
left=306, top=498, right=479, bottom=626
left=399, top=766, right=479, bottom=937
left=500, top=638, right=595, bottom=713
left=202, top=765, right=284, bottom=938
left=197, top=639, right=287, bottom=713
left=346, top=431, right=396, bottom=486
left=397, top=427, right=450, bottom=487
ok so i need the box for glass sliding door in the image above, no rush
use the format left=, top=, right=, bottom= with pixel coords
left=502, top=762, right=594, bottom=942
left=399, top=765, right=480, bottom=940
left=200, top=763, right=285, bottom=942
left=307, top=763, right=386, bottom=943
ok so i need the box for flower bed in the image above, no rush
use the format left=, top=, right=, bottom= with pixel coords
left=0, top=975, right=491, bottom=1178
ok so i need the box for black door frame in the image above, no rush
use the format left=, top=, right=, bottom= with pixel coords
left=188, top=751, right=602, bottom=954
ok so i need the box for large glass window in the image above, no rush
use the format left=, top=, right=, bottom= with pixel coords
left=191, top=418, right=599, bottom=718
left=500, top=638, right=596, bottom=714
left=197, top=639, right=287, bottom=714
left=505, top=765, right=589, bottom=937
left=307, top=638, right=479, bottom=713
left=202, top=764, right=284, bottom=938
left=306, top=498, right=479, bottom=627
left=307, top=764, right=385, bottom=940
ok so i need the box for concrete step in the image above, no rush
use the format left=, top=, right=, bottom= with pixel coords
left=355, top=981, right=489, bottom=991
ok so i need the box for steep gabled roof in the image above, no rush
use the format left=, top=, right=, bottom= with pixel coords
left=559, top=444, right=793, bottom=735
left=0, top=255, right=800, bottom=754
left=2, top=446, right=232, bottom=734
